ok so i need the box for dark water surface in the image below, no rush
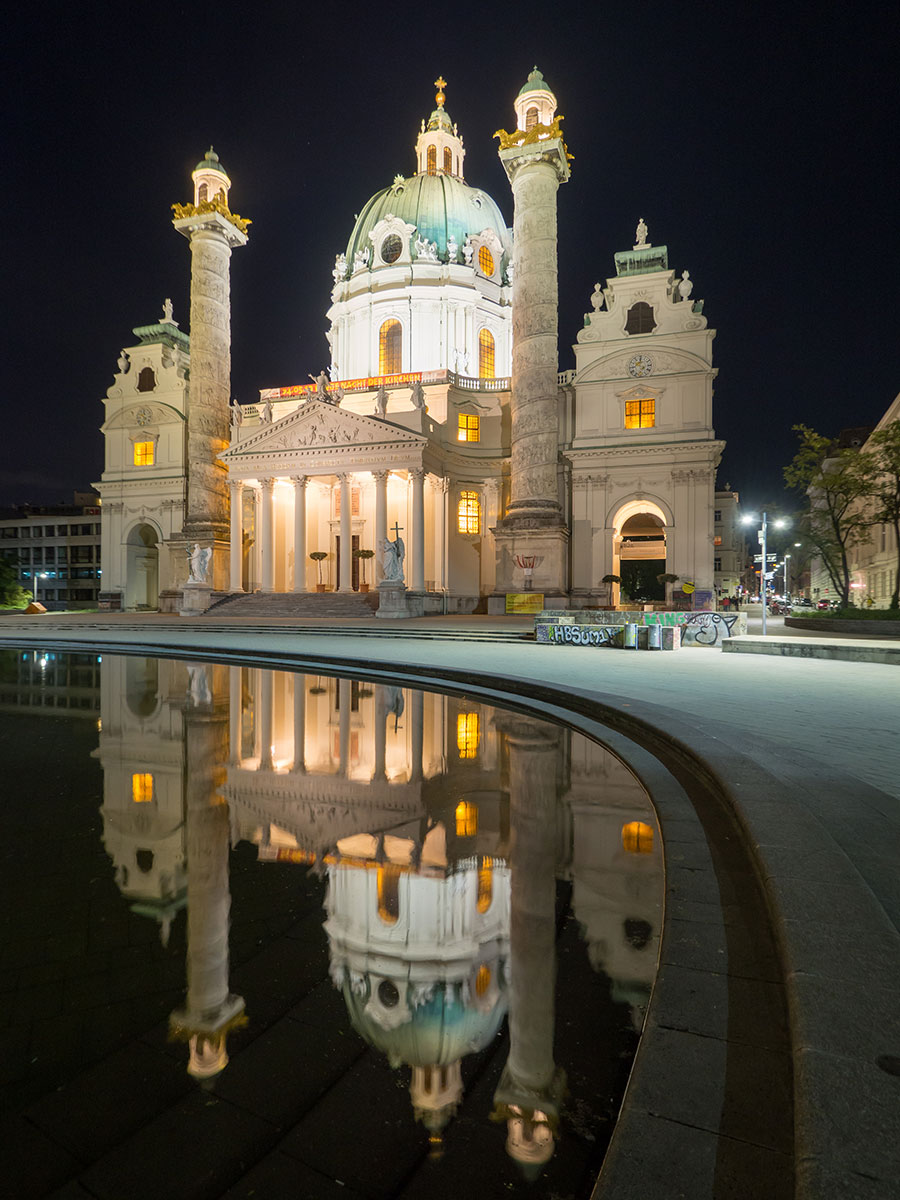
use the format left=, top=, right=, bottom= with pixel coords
left=0, top=650, right=662, bottom=1199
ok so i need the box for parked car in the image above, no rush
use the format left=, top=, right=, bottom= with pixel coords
left=793, top=598, right=813, bottom=608
left=817, top=599, right=839, bottom=611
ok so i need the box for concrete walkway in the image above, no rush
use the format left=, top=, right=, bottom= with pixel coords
left=1, top=611, right=897, bottom=1198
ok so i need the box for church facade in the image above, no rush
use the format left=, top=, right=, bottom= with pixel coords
left=96, top=71, right=722, bottom=613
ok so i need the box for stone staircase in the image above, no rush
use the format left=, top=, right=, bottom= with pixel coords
left=206, top=590, right=379, bottom=619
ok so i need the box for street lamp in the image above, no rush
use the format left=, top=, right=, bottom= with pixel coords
left=741, top=512, right=786, bottom=636
left=783, top=553, right=791, bottom=604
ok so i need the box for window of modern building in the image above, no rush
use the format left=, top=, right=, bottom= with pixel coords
left=44, top=526, right=54, bottom=536
left=457, top=414, right=480, bottom=442
left=44, top=547, right=55, bottom=562
left=624, top=398, right=655, bottom=429
left=57, top=524, right=68, bottom=535
left=457, top=490, right=480, bottom=535
left=477, top=245, right=494, bottom=277
left=443, top=147, right=452, bottom=173
left=32, top=527, right=42, bottom=537
left=478, top=328, right=495, bottom=378
left=714, top=509, right=722, bottom=522
left=134, top=440, right=155, bottom=466
left=132, top=773, right=153, bottom=803
left=378, top=319, right=402, bottom=375
left=457, top=710, right=479, bottom=756
left=137, top=367, right=156, bottom=392
left=426, top=145, right=437, bottom=175
left=714, top=557, right=722, bottom=571
left=622, top=820, right=655, bottom=853
left=525, top=105, right=539, bottom=130
left=455, top=799, right=478, bottom=837
left=624, top=301, right=656, bottom=335
left=714, top=535, right=722, bottom=546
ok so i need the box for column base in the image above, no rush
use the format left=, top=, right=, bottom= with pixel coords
left=492, top=524, right=569, bottom=595
left=179, top=581, right=213, bottom=615
left=376, top=581, right=411, bottom=618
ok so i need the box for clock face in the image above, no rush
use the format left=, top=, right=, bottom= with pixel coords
left=136, top=406, right=153, bottom=426
left=628, top=354, right=653, bottom=379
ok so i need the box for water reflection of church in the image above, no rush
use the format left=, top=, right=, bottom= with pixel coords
left=95, top=655, right=662, bottom=1167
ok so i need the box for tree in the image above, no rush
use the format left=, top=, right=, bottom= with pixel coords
left=783, top=425, right=871, bottom=607
left=858, top=420, right=900, bottom=610
left=0, top=559, right=30, bottom=608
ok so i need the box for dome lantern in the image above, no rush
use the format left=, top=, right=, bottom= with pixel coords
left=191, top=146, right=231, bottom=207
left=415, top=75, right=466, bottom=179
left=513, top=66, right=557, bottom=132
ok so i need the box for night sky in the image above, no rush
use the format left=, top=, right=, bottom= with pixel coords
left=5, top=3, right=898, bottom=511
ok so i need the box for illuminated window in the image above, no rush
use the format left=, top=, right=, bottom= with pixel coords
left=457, top=413, right=480, bottom=442
left=457, top=491, right=480, bottom=535
left=377, top=865, right=401, bottom=924
left=133, top=440, right=155, bottom=466
left=476, top=862, right=493, bottom=913
left=525, top=106, right=539, bottom=130
left=455, top=799, right=478, bottom=837
left=475, top=963, right=491, bottom=994
left=714, top=535, right=722, bottom=547
left=381, top=234, right=402, bottom=263
left=478, top=329, right=495, bottom=378
left=137, top=367, right=156, bottom=392
left=132, top=773, right=153, bottom=803
left=443, top=147, right=452, bottom=173
left=624, top=399, right=655, bottom=429
left=427, top=145, right=437, bottom=175
left=621, top=820, right=655, bottom=854
left=624, top=302, right=656, bottom=335
left=457, top=711, right=479, bottom=757
left=477, top=245, right=494, bottom=277
left=379, top=319, right=402, bottom=375
left=334, top=487, right=360, bottom=516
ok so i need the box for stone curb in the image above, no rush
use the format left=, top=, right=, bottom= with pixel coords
left=726, top=634, right=900, bottom=664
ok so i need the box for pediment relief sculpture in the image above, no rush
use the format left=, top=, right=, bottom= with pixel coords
left=222, top=398, right=426, bottom=460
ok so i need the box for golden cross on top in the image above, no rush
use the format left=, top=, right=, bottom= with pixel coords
left=434, top=75, right=447, bottom=107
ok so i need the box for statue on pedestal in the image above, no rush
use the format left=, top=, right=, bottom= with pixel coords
left=381, top=533, right=405, bottom=583
left=635, top=217, right=649, bottom=248
left=188, top=543, right=212, bottom=584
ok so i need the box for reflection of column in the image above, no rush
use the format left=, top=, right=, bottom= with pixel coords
left=339, top=678, right=351, bottom=776
left=291, top=674, right=306, bottom=773
left=374, top=471, right=389, bottom=585
left=339, top=474, right=352, bottom=592
left=410, top=687, right=423, bottom=783
left=228, top=481, right=244, bottom=592
left=228, top=666, right=242, bottom=765
left=169, top=673, right=244, bottom=1079
left=374, top=684, right=386, bottom=779
left=260, top=478, right=275, bottom=593
left=292, top=475, right=308, bottom=592
left=259, top=668, right=273, bottom=770
left=493, top=714, right=565, bottom=1168
left=411, top=468, right=426, bottom=591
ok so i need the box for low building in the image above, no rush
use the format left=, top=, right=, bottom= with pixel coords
left=712, top=487, right=745, bottom=599
left=0, top=493, right=102, bottom=610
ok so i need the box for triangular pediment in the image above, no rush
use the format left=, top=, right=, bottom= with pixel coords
left=222, top=398, right=427, bottom=461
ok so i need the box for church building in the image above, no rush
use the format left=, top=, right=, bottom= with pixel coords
left=96, top=70, right=722, bottom=614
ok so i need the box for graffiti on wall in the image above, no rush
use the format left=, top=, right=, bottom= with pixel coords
left=679, top=611, right=739, bottom=646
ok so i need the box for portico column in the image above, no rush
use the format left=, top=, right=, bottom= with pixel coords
left=410, top=686, right=423, bottom=783
left=260, top=478, right=275, bottom=593
left=291, top=673, right=306, bottom=774
left=228, top=665, right=242, bottom=765
left=339, top=678, right=351, bottom=775
left=292, top=475, right=307, bottom=592
left=338, top=473, right=353, bottom=592
left=228, top=481, right=244, bottom=592
left=374, top=684, right=386, bottom=780
left=259, top=668, right=273, bottom=770
left=374, top=471, right=389, bottom=584
left=410, top=468, right=426, bottom=592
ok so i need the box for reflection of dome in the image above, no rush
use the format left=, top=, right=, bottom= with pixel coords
left=345, top=173, right=511, bottom=267
left=342, top=978, right=506, bottom=1069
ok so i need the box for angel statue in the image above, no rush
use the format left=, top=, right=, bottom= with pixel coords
left=381, top=534, right=405, bottom=583
left=188, top=543, right=212, bottom=584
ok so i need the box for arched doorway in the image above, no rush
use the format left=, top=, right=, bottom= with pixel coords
left=612, top=502, right=668, bottom=605
left=125, top=524, right=159, bottom=610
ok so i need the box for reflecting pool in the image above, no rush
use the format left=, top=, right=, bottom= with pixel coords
left=0, top=650, right=663, bottom=1199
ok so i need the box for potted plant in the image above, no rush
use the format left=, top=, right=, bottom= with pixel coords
left=309, top=551, right=328, bottom=591
left=354, top=547, right=375, bottom=592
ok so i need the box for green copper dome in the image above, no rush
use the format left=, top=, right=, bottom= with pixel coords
left=518, top=66, right=553, bottom=96
left=344, top=172, right=511, bottom=270
left=194, top=146, right=228, bottom=175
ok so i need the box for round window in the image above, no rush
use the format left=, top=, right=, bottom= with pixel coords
left=377, top=979, right=400, bottom=1008
left=381, top=234, right=403, bottom=264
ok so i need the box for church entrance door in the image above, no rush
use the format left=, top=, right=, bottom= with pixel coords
left=125, top=524, right=159, bottom=610
left=335, top=535, right=360, bottom=591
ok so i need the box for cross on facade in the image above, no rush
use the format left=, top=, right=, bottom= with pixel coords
left=391, top=521, right=404, bottom=540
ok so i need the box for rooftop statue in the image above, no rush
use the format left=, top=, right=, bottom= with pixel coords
left=374, top=384, right=388, bottom=416
left=635, top=217, right=648, bottom=248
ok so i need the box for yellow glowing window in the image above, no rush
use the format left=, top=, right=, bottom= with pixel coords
left=379, top=319, right=402, bottom=375
left=427, top=145, right=437, bottom=175
left=478, top=329, right=495, bottom=378
left=377, top=865, right=401, bottom=924
left=475, top=963, right=492, bottom=995
left=457, top=491, right=480, bottom=535
left=476, top=863, right=493, bottom=913
left=525, top=106, right=539, bottom=130
left=133, top=440, right=155, bottom=466
left=455, top=799, right=478, bottom=837
left=198, top=182, right=208, bottom=202
left=624, top=399, right=655, bottom=429
left=458, top=414, right=480, bottom=442
left=443, top=147, right=452, bottom=173
left=622, top=820, right=655, bottom=854
left=132, top=773, right=153, bottom=803
left=457, top=711, right=479, bottom=758
left=478, top=245, right=494, bottom=277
